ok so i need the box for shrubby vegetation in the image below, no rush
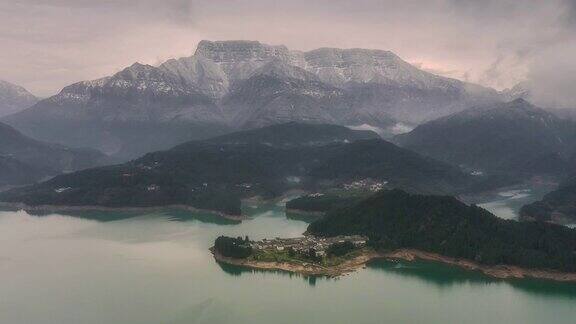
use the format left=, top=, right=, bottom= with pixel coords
left=206, top=122, right=378, bottom=147
left=327, top=241, right=355, bottom=257
left=286, top=193, right=366, bottom=213
left=214, top=236, right=253, bottom=258
left=308, top=189, right=576, bottom=272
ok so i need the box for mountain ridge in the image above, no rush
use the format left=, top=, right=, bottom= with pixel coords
left=2, top=40, right=501, bottom=158
left=0, top=80, right=38, bottom=117
left=394, top=98, right=576, bottom=179
left=0, top=123, right=473, bottom=215
left=0, top=122, right=107, bottom=186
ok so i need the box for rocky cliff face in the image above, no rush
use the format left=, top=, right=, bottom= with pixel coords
left=0, top=80, right=38, bottom=117
left=170, top=40, right=499, bottom=125
left=3, top=40, right=501, bottom=158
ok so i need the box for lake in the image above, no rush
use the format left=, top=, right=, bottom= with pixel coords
left=477, top=185, right=552, bottom=220
left=1, top=201, right=576, bottom=324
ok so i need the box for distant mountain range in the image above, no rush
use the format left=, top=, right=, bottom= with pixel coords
left=2, top=40, right=500, bottom=159
left=0, top=122, right=106, bottom=187
left=0, top=80, right=38, bottom=117
left=394, top=99, right=576, bottom=180
left=0, top=123, right=473, bottom=215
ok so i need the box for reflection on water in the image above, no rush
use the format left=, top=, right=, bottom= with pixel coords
left=216, top=260, right=322, bottom=286
left=285, top=210, right=324, bottom=223
left=368, top=259, right=576, bottom=299
left=1, top=204, right=576, bottom=324
left=0, top=207, right=241, bottom=224
left=368, top=259, right=493, bottom=287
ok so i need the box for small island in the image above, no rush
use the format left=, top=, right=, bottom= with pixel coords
left=213, top=190, right=576, bottom=282
left=211, top=235, right=376, bottom=277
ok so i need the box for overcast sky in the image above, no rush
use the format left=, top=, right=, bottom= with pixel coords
left=1, top=0, right=575, bottom=107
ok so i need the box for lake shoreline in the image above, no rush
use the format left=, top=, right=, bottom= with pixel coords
left=213, top=247, right=576, bottom=282
left=285, top=208, right=325, bottom=217
left=0, top=202, right=247, bottom=221
left=211, top=248, right=380, bottom=277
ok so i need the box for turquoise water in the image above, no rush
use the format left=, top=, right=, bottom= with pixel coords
left=1, top=203, right=576, bottom=324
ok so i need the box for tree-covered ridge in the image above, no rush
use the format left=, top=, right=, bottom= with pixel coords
left=394, top=99, right=576, bottom=179
left=0, top=123, right=475, bottom=215
left=286, top=193, right=366, bottom=213
left=308, top=190, right=576, bottom=272
left=214, top=236, right=253, bottom=258
left=203, top=122, right=379, bottom=147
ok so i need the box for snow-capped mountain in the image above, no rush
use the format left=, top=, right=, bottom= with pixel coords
left=3, top=63, right=230, bottom=157
left=186, top=41, right=499, bottom=124
left=500, top=81, right=531, bottom=102
left=300, top=47, right=456, bottom=89
left=0, top=80, right=38, bottom=117
left=35, top=62, right=223, bottom=123
left=3, top=40, right=502, bottom=159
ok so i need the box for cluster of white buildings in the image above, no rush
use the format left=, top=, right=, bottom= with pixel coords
left=251, top=235, right=367, bottom=258
left=343, top=178, right=388, bottom=192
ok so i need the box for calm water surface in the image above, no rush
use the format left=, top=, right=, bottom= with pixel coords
left=1, top=201, right=576, bottom=324
left=477, top=187, right=550, bottom=220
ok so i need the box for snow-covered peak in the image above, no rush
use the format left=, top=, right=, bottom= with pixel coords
left=192, top=40, right=295, bottom=83
left=0, top=80, right=39, bottom=117
left=248, top=59, right=320, bottom=82
left=500, top=81, right=531, bottom=102
left=301, top=47, right=459, bottom=90
left=195, top=40, right=291, bottom=64
left=153, top=40, right=500, bottom=101
left=160, top=55, right=229, bottom=98
left=112, top=63, right=171, bottom=81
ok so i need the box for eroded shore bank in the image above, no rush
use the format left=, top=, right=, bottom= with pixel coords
left=212, top=248, right=380, bottom=277
left=212, top=248, right=576, bottom=282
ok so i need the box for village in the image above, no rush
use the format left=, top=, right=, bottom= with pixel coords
left=251, top=235, right=368, bottom=258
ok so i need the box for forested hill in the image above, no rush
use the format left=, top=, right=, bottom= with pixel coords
left=202, top=122, right=379, bottom=147
left=0, top=123, right=471, bottom=215
left=394, top=99, right=576, bottom=178
left=307, top=190, right=576, bottom=272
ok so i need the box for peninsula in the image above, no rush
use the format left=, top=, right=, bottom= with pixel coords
left=213, top=190, right=576, bottom=282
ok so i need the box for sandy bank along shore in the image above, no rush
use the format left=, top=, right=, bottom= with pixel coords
left=212, top=248, right=380, bottom=277
left=0, top=202, right=246, bottom=221
left=213, top=247, right=576, bottom=282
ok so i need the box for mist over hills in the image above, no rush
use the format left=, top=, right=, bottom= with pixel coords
left=2, top=40, right=500, bottom=159
left=204, top=121, right=379, bottom=147
left=0, top=122, right=106, bottom=186
left=521, top=176, right=576, bottom=224
left=0, top=80, right=38, bottom=117
left=0, top=123, right=473, bottom=215
left=394, top=99, right=576, bottom=180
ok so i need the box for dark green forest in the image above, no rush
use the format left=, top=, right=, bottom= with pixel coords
left=308, top=190, right=576, bottom=272
left=214, top=236, right=253, bottom=258
left=0, top=123, right=476, bottom=215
